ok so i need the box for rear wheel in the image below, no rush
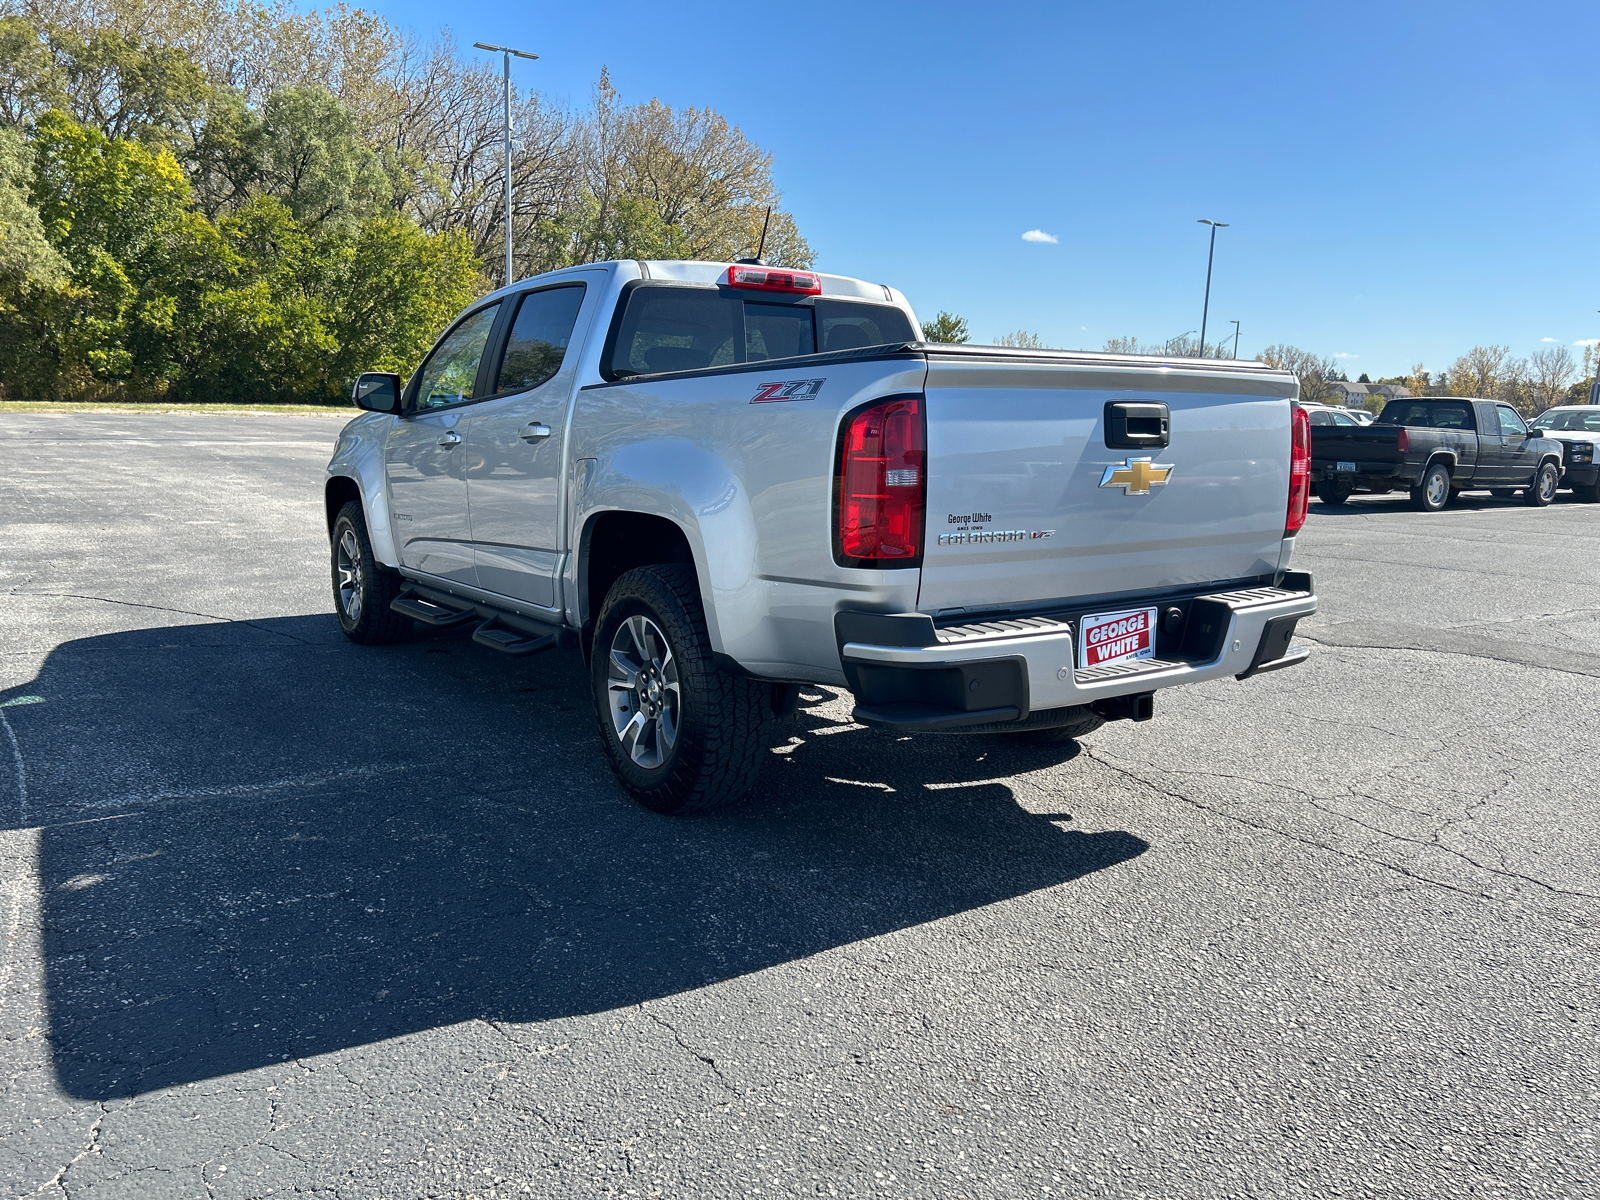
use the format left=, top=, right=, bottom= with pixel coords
left=1410, top=462, right=1452, bottom=512
left=1317, top=479, right=1353, bottom=505
left=1522, top=461, right=1559, bottom=507
left=331, top=502, right=411, bottom=644
left=591, top=565, right=767, bottom=814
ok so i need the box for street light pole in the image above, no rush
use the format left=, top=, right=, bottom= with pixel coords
left=1197, top=219, right=1229, bottom=357
left=1229, top=319, right=1241, bottom=360
left=473, top=41, right=539, bottom=288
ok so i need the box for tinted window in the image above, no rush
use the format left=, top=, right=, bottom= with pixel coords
left=610, top=286, right=739, bottom=377
left=413, top=304, right=500, bottom=410
left=1497, top=406, right=1528, bottom=435
left=1308, top=410, right=1334, bottom=425
left=495, top=285, right=585, bottom=394
left=1377, top=400, right=1474, bottom=430
left=746, top=301, right=815, bottom=361
left=815, top=299, right=915, bottom=353
left=1535, top=410, right=1600, bottom=431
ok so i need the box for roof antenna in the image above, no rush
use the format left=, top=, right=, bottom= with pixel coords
left=734, top=206, right=772, bottom=266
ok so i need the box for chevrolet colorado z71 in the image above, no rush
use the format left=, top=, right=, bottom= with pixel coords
left=326, top=259, right=1318, bottom=813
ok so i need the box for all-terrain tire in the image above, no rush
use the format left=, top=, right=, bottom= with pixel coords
left=591, top=565, right=767, bottom=814
left=1522, top=461, right=1560, bottom=507
left=1317, top=480, right=1353, bottom=505
left=1410, top=461, right=1452, bottom=512
left=332, top=501, right=412, bottom=644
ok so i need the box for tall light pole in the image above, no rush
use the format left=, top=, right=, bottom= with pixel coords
left=1197, top=219, right=1228, bottom=358
left=1229, top=319, right=1241, bottom=360
left=473, top=42, right=539, bottom=288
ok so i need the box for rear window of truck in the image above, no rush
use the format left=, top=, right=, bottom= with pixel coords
left=606, top=284, right=914, bottom=379
left=1377, top=401, right=1475, bottom=429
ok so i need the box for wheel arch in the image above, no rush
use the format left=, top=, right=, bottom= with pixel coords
left=578, top=510, right=702, bottom=659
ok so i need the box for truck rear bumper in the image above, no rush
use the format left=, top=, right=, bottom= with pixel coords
left=1311, top=462, right=1420, bottom=486
left=837, top=574, right=1318, bottom=733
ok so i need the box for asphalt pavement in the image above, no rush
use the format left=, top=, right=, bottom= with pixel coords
left=1, top=412, right=1595, bottom=1199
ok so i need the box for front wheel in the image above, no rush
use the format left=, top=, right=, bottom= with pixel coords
left=1409, top=462, right=1452, bottom=513
left=1576, top=476, right=1600, bottom=503
left=331, top=502, right=411, bottom=644
left=1522, top=461, right=1559, bottom=507
left=591, top=565, right=767, bottom=814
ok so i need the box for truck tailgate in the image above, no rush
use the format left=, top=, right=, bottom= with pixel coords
left=916, top=350, right=1297, bottom=614
left=1310, top=424, right=1401, bottom=466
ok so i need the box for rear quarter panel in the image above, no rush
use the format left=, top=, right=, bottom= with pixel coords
left=567, top=357, right=928, bottom=682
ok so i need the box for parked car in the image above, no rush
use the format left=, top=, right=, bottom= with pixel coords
left=1309, top=396, right=1564, bottom=512
left=326, top=258, right=1318, bottom=812
left=1303, top=404, right=1364, bottom=428
left=1528, top=406, right=1600, bottom=502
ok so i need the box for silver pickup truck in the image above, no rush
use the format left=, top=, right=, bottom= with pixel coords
left=326, top=259, right=1318, bottom=813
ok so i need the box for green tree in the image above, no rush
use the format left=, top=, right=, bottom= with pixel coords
left=920, top=311, right=969, bottom=343
left=253, top=87, right=391, bottom=227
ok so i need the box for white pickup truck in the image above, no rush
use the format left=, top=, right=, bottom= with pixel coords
left=326, top=259, right=1317, bottom=813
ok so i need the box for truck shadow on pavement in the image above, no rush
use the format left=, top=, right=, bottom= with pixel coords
left=2, top=615, right=1146, bottom=1100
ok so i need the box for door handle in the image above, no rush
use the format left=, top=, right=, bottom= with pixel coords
left=437, top=431, right=462, bottom=447
left=520, top=423, right=553, bottom=442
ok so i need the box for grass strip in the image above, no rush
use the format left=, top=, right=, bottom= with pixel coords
left=0, top=401, right=356, bottom=415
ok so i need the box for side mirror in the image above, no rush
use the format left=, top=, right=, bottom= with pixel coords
left=353, top=372, right=403, bottom=414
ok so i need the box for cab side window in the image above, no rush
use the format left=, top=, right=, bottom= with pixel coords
left=494, top=285, right=586, bottom=395
left=1497, top=406, right=1528, bottom=436
left=413, top=304, right=500, bottom=411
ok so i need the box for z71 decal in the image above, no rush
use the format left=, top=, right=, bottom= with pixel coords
left=751, top=378, right=825, bottom=404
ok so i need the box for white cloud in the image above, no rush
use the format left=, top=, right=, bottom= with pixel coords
left=1021, top=229, right=1059, bottom=244
left=1541, top=337, right=1558, bottom=342
left=1334, top=352, right=1358, bottom=359
left=1575, top=339, right=1600, bottom=347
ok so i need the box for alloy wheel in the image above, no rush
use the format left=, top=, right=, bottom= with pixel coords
left=1425, top=469, right=1449, bottom=508
left=336, top=528, right=364, bottom=621
left=606, top=614, right=681, bottom=770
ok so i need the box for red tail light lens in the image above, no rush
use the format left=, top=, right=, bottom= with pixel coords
left=1395, top=426, right=1410, bottom=453
left=1287, top=403, right=1311, bottom=533
left=836, top=396, right=926, bottom=566
left=726, top=265, right=822, bottom=294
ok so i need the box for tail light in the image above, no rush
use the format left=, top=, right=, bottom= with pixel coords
left=726, top=265, right=821, bottom=294
left=835, top=395, right=926, bottom=566
left=1287, top=403, right=1311, bottom=533
left=1395, top=426, right=1410, bottom=453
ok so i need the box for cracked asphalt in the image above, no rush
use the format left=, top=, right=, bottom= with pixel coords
left=1, top=411, right=1596, bottom=1199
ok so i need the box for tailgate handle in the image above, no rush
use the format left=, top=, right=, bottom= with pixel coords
left=1104, top=401, right=1170, bottom=450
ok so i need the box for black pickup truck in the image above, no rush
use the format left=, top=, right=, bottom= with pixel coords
left=1309, top=397, right=1565, bottom=512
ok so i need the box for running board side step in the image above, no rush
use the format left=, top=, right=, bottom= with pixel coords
left=472, top=618, right=558, bottom=657
left=390, top=595, right=479, bottom=627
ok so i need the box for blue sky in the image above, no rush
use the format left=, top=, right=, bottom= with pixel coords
left=364, top=0, right=1600, bottom=379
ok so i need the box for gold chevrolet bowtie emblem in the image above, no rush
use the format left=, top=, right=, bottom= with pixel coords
left=1099, top=457, right=1175, bottom=496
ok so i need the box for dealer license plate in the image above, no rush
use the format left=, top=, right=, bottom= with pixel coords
left=1336, top=461, right=1357, bottom=473
left=1078, top=606, right=1157, bottom=670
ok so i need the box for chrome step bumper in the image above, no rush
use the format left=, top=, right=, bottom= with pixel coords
left=837, top=573, right=1318, bottom=732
